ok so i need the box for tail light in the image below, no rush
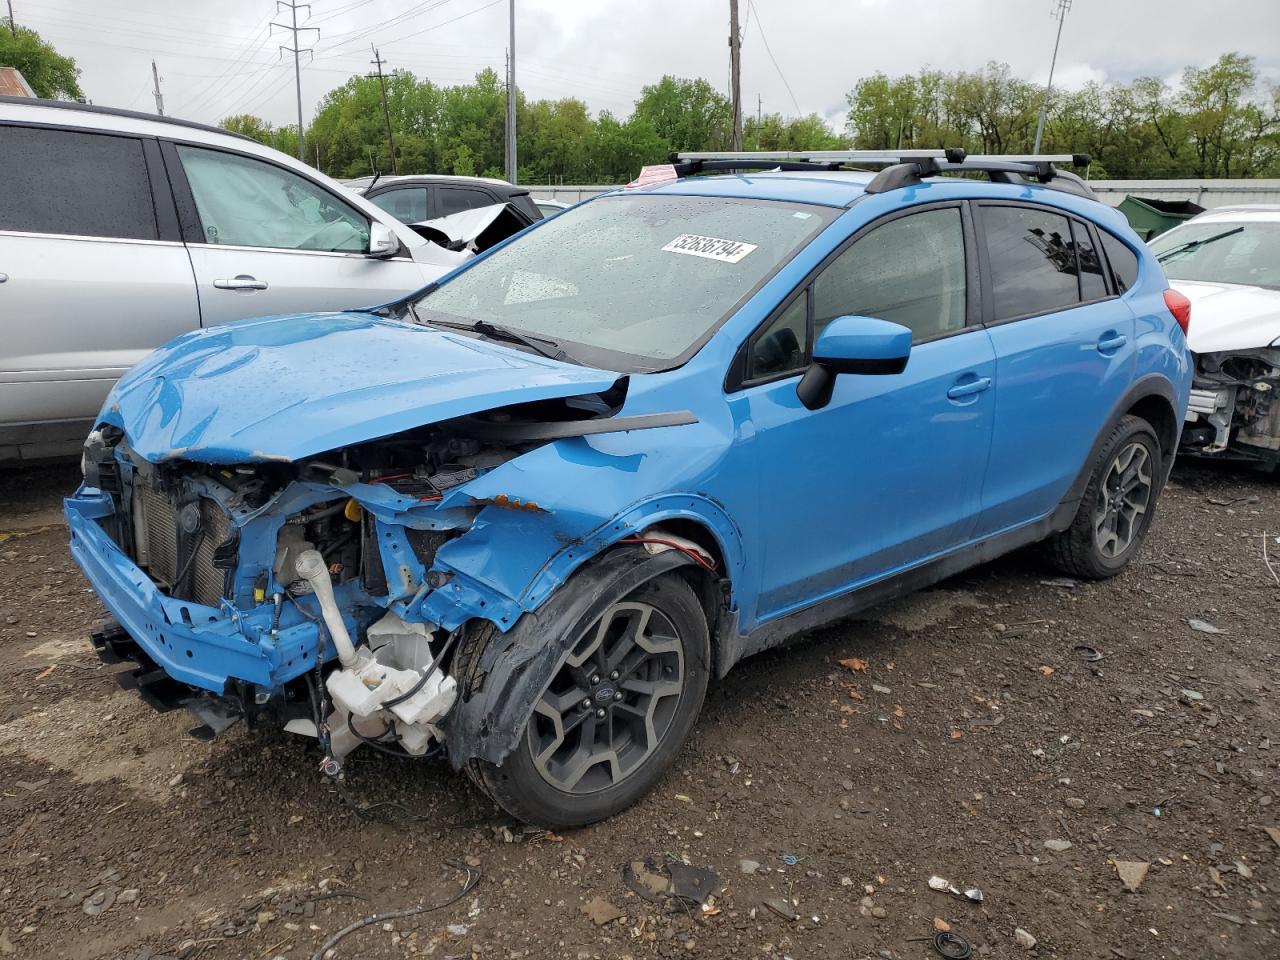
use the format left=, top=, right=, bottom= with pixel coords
left=1164, top=288, right=1191, bottom=336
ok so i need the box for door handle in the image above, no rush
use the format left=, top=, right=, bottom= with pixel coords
left=1097, top=332, right=1127, bottom=354
left=213, top=275, right=268, bottom=291
left=0, top=273, right=8, bottom=283
left=947, top=376, right=992, bottom=400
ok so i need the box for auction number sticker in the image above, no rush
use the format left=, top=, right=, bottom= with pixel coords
left=662, top=233, right=758, bottom=264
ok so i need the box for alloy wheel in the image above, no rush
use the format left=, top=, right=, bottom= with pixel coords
left=527, top=601, right=684, bottom=794
left=1092, top=440, right=1152, bottom=559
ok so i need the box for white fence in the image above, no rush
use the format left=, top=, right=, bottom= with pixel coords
left=530, top=179, right=1280, bottom=210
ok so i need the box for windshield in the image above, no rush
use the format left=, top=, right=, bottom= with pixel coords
left=409, top=193, right=834, bottom=371
left=1149, top=220, right=1280, bottom=290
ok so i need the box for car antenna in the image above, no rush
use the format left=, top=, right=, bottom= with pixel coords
left=366, top=169, right=382, bottom=192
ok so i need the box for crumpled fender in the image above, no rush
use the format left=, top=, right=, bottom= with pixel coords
left=444, top=545, right=696, bottom=768
left=417, top=421, right=747, bottom=632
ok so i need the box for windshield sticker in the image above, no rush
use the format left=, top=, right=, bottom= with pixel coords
left=662, top=234, right=758, bottom=264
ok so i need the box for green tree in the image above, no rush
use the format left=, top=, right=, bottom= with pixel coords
left=0, top=25, right=82, bottom=100
left=633, top=75, right=731, bottom=152
left=220, top=114, right=274, bottom=144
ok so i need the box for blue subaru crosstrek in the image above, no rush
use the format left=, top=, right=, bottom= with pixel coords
left=67, top=149, right=1192, bottom=827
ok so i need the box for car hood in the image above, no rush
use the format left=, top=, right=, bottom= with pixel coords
left=1172, top=279, right=1280, bottom=354
left=107, top=312, right=622, bottom=464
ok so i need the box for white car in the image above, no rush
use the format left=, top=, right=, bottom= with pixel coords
left=1149, top=205, right=1280, bottom=468
left=0, top=97, right=470, bottom=463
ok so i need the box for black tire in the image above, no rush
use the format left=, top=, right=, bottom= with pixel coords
left=1047, top=414, right=1163, bottom=580
left=461, top=570, right=710, bottom=829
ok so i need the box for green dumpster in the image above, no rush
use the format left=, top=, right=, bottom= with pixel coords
left=1117, top=196, right=1205, bottom=241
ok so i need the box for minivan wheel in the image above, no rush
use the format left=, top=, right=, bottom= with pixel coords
left=1047, top=415, right=1163, bottom=580
left=464, top=571, right=709, bottom=829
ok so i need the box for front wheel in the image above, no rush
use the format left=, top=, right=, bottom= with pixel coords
left=463, top=570, right=709, bottom=828
left=1047, top=414, right=1163, bottom=579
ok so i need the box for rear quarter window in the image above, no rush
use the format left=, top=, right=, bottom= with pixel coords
left=0, top=126, right=158, bottom=240
left=1098, top=230, right=1139, bottom=294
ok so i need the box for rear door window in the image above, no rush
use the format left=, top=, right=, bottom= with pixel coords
left=370, top=187, right=428, bottom=223
left=436, top=186, right=498, bottom=217
left=1071, top=221, right=1109, bottom=302
left=0, top=125, right=158, bottom=240
left=982, top=205, right=1080, bottom=321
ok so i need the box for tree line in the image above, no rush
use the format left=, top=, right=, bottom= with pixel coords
left=3, top=23, right=1276, bottom=182
left=227, top=52, right=1280, bottom=182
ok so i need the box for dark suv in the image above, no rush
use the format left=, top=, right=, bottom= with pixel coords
left=346, top=174, right=543, bottom=225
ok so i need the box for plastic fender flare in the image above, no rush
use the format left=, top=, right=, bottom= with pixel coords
left=517, top=493, right=746, bottom=612
left=1050, top=373, right=1180, bottom=531
left=444, top=546, right=697, bottom=769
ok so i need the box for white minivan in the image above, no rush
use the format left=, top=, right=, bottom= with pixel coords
left=0, top=97, right=468, bottom=463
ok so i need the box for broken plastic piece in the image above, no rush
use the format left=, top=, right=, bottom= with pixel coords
left=927, top=875, right=984, bottom=903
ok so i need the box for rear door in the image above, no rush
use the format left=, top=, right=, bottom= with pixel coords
left=974, top=202, right=1135, bottom=535
left=165, top=142, right=430, bottom=327
left=0, top=123, right=197, bottom=443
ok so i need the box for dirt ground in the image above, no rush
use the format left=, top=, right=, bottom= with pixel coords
left=0, top=460, right=1277, bottom=960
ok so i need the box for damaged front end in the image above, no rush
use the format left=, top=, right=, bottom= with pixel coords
left=67, top=374, right=670, bottom=771
left=1181, top=346, right=1280, bottom=465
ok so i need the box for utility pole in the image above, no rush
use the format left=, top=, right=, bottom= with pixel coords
left=728, top=0, right=742, bottom=151
left=505, top=0, right=516, bottom=183
left=150, top=60, right=164, bottom=116
left=1033, top=0, right=1071, bottom=155
left=6, top=1, right=16, bottom=37
left=369, top=45, right=398, bottom=175
left=271, top=1, right=318, bottom=162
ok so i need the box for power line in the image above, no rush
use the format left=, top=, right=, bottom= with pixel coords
left=271, top=1, right=320, bottom=161
left=747, top=0, right=800, bottom=115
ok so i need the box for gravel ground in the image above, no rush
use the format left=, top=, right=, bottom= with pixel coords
left=0, top=460, right=1277, bottom=960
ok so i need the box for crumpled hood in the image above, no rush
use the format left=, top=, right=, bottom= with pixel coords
left=107, top=312, right=621, bottom=463
left=1173, top=279, right=1280, bottom=354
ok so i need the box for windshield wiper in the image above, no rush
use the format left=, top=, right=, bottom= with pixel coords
left=1156, top=226, right=1244, bottom=263
left=421, top=316, right=578, bottom=364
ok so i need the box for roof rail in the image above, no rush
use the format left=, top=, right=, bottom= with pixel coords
left=0, top=94, right=257, bottom=143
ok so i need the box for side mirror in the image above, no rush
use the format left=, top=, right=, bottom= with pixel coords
left=797, top=314, right=911, bottom=410
left=368, top=220, right=401, bottom=258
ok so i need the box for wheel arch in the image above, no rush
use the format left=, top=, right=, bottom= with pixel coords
left=1050, top=374, right=1182, bottom=533
left=444, top=545, right=710, bottom=769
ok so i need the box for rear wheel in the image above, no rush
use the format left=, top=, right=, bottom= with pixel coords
left=1047, top=415, right=1163, bottom=579
left=464, top=570, right=709, bottom=828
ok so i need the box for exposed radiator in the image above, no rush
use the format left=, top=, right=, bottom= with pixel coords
left=132, top=483, right=231, bottom=607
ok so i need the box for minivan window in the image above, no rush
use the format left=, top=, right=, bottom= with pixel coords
left=0, top=126, right=158, bottom=240
left=984, top=206, right=1080, bottom=320
left=177, top=145, right=369, bottom=252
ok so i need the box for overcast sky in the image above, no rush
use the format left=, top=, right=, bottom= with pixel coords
left=17, top=0, right=1280, bottom=132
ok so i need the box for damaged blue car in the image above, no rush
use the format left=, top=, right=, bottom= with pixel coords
left=67, top=150, right=1191, bottom=827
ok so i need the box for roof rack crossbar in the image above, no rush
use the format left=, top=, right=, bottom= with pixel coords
left=864, top=153, right=1094, bottom=196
